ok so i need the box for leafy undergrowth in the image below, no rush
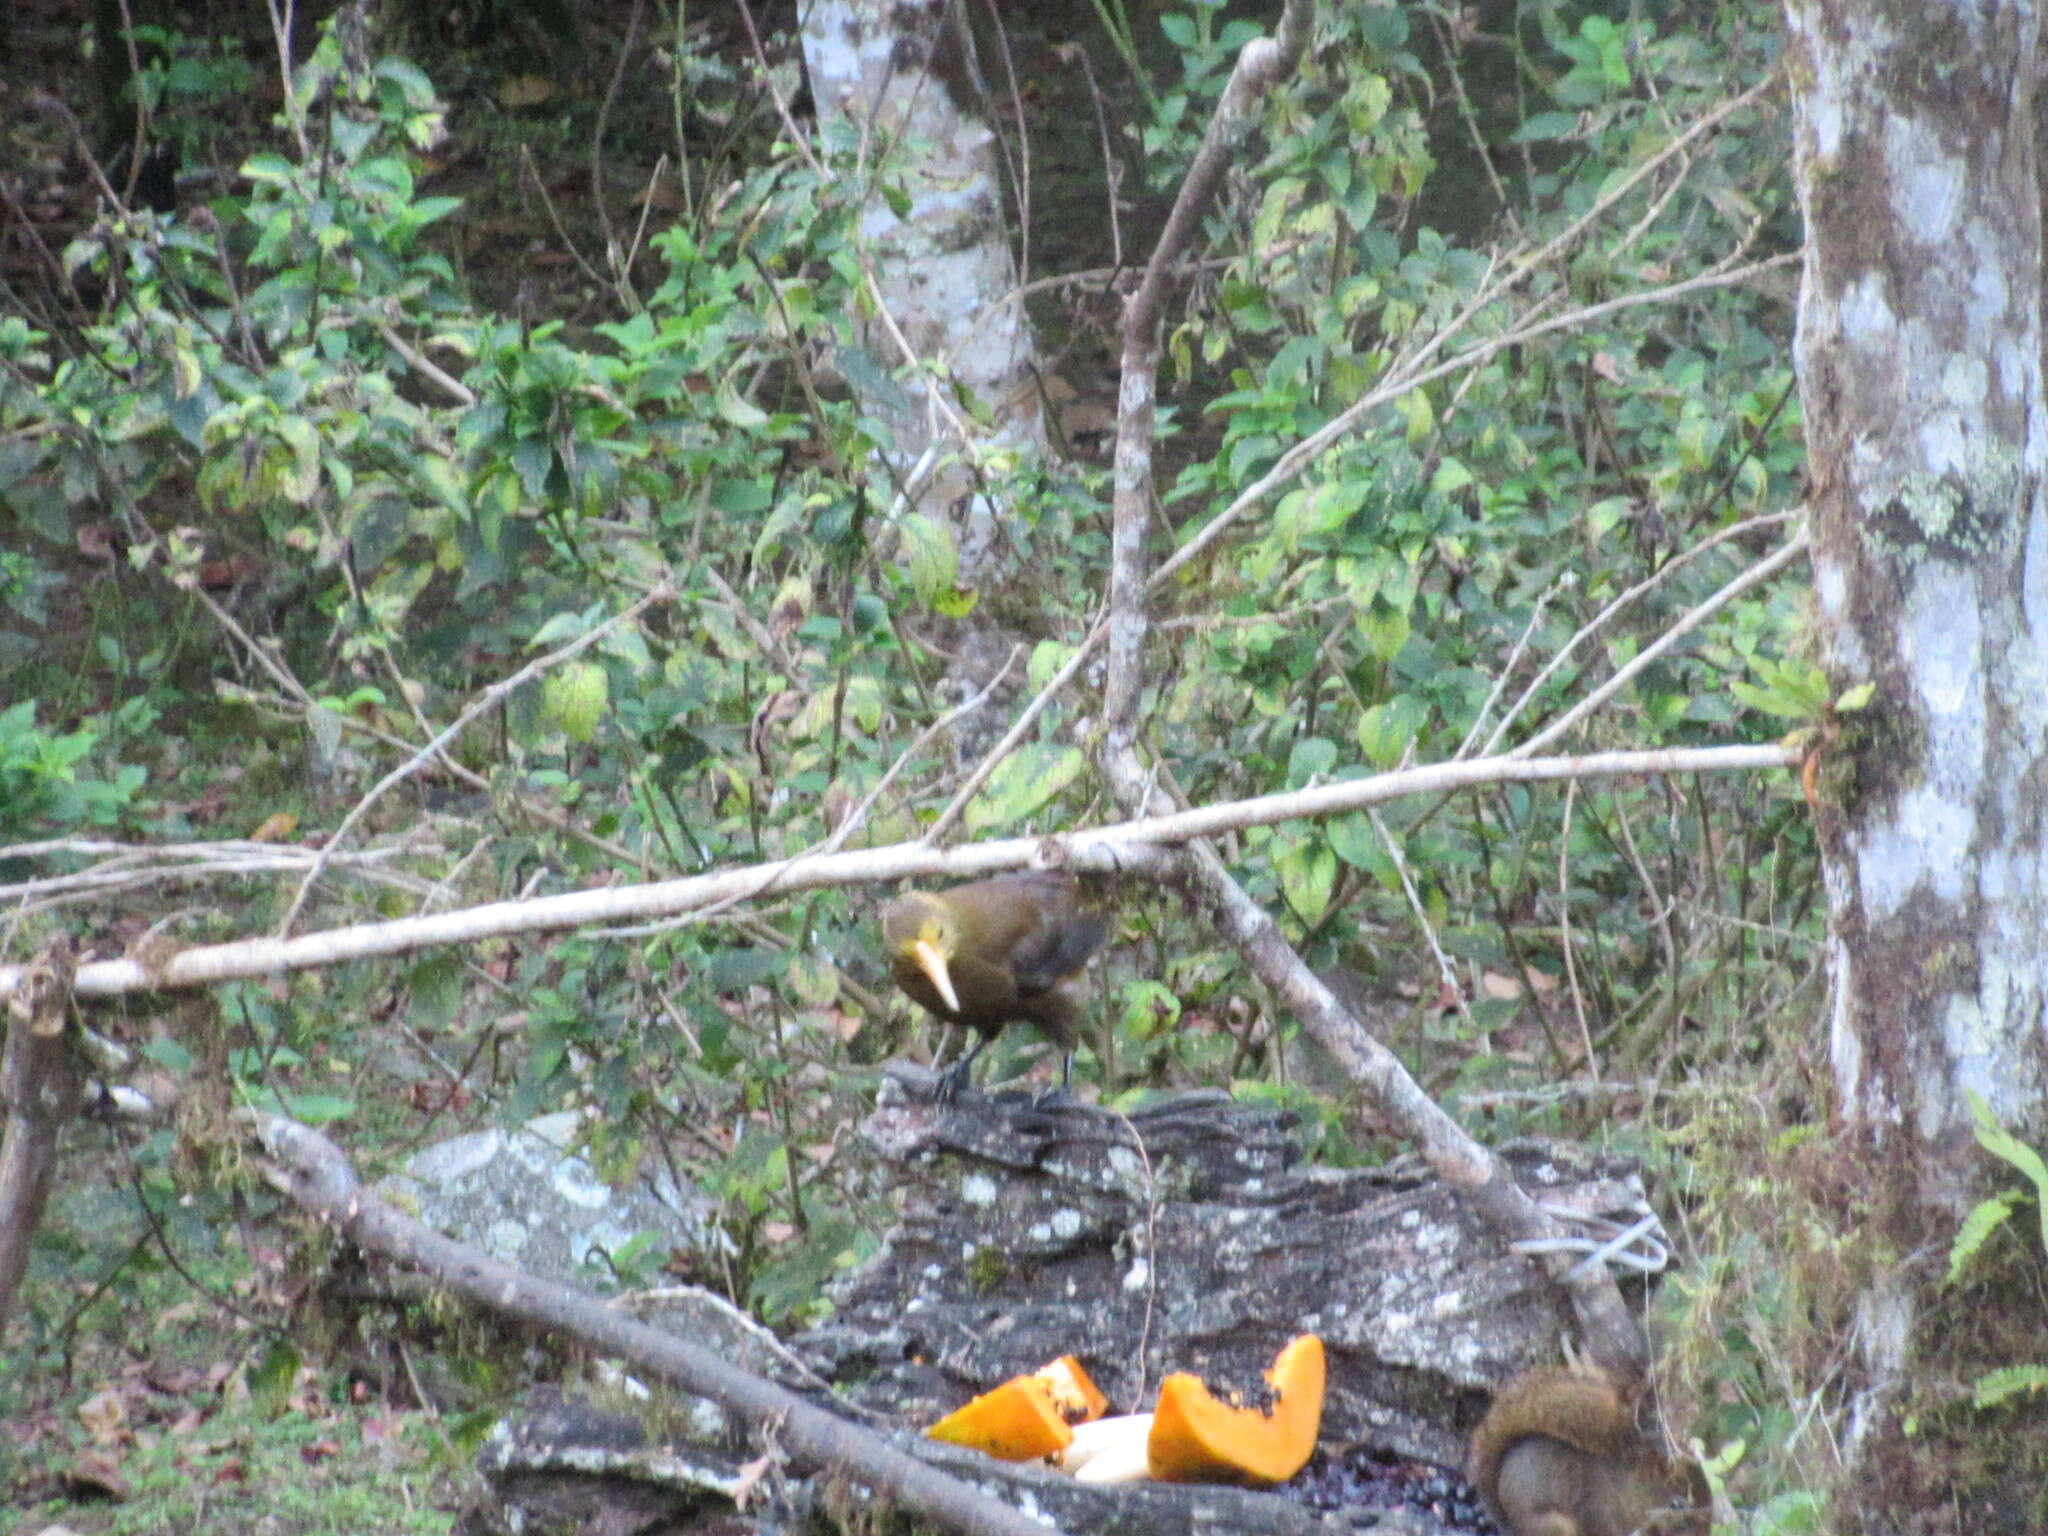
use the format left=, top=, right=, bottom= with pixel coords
left=6, top=1184, right=471, bottom=1535
left=0, top=0, right=1867, bottom=1526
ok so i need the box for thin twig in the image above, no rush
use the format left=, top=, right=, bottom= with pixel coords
left=1557, top=779, right=1598, bottom=1080
left=734, top=0, right=825, bottom=179
left=277, top=583, right=673, bottom=935
left=924, top=616, right=1104, bottom=843
left=1369, top=806, right=1479, bottom=1037
left=1610, top=790, right=1679, bottom=993
left=829, top=646, right=1023, bottom=856
left=376, top=320, right=474, bottom=405
left=589, top=0, right=647, bottom=302
left=263, top=0, right=310, bottom=159
left=1456, top=575, right=1566, bottom=759
left=518, top=143, right=609, bottom=291
left=1513, top=531, right=1810, bottom=758
left=1481, top=510, right=1802, bottom=756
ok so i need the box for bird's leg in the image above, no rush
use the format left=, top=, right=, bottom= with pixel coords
left=1030, top=1049, right=1078, bottom=1109
left=936, top=1031, right=992, bottom=1103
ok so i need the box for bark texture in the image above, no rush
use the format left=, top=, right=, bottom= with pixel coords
left=798, top=0, right=1042, bottom=582
left=0, top=941, right=79, bottom=1327
left=1784, top=0, right=2048, bottom=1205
left=1784, top=0, right=2048, bottom=1510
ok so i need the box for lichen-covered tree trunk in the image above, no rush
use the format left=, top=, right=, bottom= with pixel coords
left=1783, top=0, right=2048, bottom=1503
left=1785, top=0, right=2048, bottom=1195
left=798, top=0, right=1043, bottom=585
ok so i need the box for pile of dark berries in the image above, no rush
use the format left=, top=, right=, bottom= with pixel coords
left=1284, top=1444, right=1499, bottom=1533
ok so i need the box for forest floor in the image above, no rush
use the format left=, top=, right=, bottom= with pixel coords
left=2, top=2, right=1154, bottom=1532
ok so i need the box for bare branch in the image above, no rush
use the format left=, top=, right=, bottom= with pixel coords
left=1479, top=509, right=1803, bottom=757
left=1512, top=532, right=1811, bottom=758
left=1106, top=0, right=1316, bottom=743
left=375, top=320, right=474, bottom=406
left=252, top=1113, right=1058, bottom=1536
left=0, top=743, right=1797, bottom=1005
left=926, top=616, right=1105, bottom=844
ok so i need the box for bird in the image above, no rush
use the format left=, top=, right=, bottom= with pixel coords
left=880, top=871, right=1109, bottom=1100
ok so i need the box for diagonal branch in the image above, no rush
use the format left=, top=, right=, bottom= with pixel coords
left=252, top=1113, right=1056, bottom=1536
left=1092, top=0, right=1696, bottom=1380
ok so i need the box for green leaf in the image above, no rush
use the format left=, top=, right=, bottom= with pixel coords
left=407, top=955, right=464, bottom=1031
left=1968, top=1089, right=2048, bottom=1254
left=1396, top=388, right=1433, bottom=442
left=543, top=660, right=608, bottom=743
left=787, top=953, right=840, bottom=1009
left=1429, top=457, right=1473, bottom=495
left=711, top=477, right=772, bottom=514
left=1356, top=694, right=1427, bottom=768
left=1729, top=679, right=1811, bottom=720
left=716, top=380, right=770, bottom=430
left=1359, top=601, right=1411, bottom=665
left=240, top=152, right=297, bottom=186
left=1028, top=640, right=1075, bottom=691
left=964, top=744, right=1085, bottom=834
left=1288, top=736, right=1338, bottom=785
left=1972, top=1364, right=2048, bottom=1411
left=529, top=610, right=589, bottom=648
left=1328, top=813, right=1401, bottom=892
left=1511, top=111, right=1581, bottom=143
left=706, top=948, right=790, bottom=992
left=1749, top=1492, right=1823, bottom=1536
left=751, top=495, right=808, bottom=567
left=897, top=513, right=959, bottom=606
left=1834, top=681, right=1876, bottom=714
left=1948, top=1191, right=2022, bottom=1282
left=253, top=1088, right=355, bottom=1125
left=1119, top=979, right=1181, bottom=1039
left=413, top=454, right=469, bottom=517
left=1586, top=496, right=1631, bottom=537
left=1274, top=834, right=1337, bottom=925
left=274, top=416, right=321, bottom=504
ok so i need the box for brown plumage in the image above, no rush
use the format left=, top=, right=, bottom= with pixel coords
left=880, top=871, right=1109, bottom=1097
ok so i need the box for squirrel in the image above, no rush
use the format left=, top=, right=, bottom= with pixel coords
left=1468, top=1367, right=1708, bottom=1536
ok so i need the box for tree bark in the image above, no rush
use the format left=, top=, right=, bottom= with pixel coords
left=1783, top=0, right=2048, bottom=1505
left=1784, top=0, right=2048, bottom=1208
left=797, top=0, right=1043, bottom=583
left=0, top=941, right=79, bottom=1329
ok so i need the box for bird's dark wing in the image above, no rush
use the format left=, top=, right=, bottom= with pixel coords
left=1007, top=907, right=1109, bottom=994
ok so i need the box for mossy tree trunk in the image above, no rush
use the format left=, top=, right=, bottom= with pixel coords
left=1783, top=0, right=2048, bottom=1516
left=798, top=0, right=1044, bottom=586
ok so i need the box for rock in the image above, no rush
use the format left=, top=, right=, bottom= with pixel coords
left=380, top=1110, right=726, bottom=1288
left=463, top=1386, right=807, bottom=1536
left=796, top=1067, right=1656, bottom=1470
left=466, top=1077, right=1662, bottom=1535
